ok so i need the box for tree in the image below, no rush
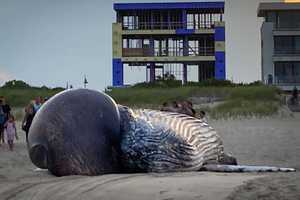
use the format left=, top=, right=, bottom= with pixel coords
left=2, top=80, right=30, bottom=88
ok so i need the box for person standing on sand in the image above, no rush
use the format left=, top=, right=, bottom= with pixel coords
left=2, top=97, right=11, bottom=121
left=33, top=96, right=42, bottom=113
left=4, top=114, right=18, bottom=151
left=0, top=99, right=6, bottom=145
left=292, top=86, right=298, bottom=105
left=22, top=104, right=35, bottom=142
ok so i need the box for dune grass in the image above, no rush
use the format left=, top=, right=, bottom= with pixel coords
left=107, top=85, right=282, bottom=119
left=208, top=86, right=281, bottom=118
left=107, top=86, right=231, bottom=106
left=208, top=99, right=280, bottom=119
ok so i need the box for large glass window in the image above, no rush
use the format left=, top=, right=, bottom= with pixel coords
left=121, top=10, right=181, bottom=30
left=123, top=39, right=143, bottom=48
left=188, top=35, right=214, bottom=56
left=274, top=36, right=300, bottom=55
left=154, top=39, right=169, bottom=56
left=275, top=62, right=300, bottom=84
left=123, top=15, right=138, bottom=30
left=187, top=13, right=223, bottom=29
left=168, top=38, right=183, bottom=57
left=277, top=11, right=300, bottom=29
left=275, top=62, right=300, bottom=77
left=295, top=63, right=300, bottom=77
left=169, top=11, right=182, bottom=29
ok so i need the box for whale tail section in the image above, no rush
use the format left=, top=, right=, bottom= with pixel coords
left=201, top=164, right=296, bottom=172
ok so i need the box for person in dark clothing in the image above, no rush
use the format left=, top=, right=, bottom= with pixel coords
left=292, top=86, right=299, bottom=105
left=0, top=99, right=5, bottom=144
left=22, top=104, right=35, bottom=142
left=2, top=98, right=11, bottom=122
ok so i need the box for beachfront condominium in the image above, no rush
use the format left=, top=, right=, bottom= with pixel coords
left=258, top=2, right=300, bottom=90
left=112, top=2, right=225, bottom=86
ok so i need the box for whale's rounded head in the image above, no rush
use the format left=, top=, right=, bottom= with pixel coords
left=28, top=89, right=121, bottom=176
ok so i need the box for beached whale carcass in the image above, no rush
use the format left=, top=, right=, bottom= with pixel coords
left=27, top=89, right=295, bottom=176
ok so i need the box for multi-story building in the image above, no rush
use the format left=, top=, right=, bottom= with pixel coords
left=258, top=2, right=300, bottom=90
left=112, top=2, right=225, bottom=86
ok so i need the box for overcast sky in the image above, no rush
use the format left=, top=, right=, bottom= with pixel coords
left=0, top=0, right=282, bottom=90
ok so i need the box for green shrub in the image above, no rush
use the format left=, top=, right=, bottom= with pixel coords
left=133, top=80, right=182, bottom=88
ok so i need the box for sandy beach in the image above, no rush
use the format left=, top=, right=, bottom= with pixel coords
left=0, top=115, right=299, bottom=200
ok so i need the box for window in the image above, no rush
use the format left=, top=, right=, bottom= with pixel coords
left=275, top=62, right=300, bottom=84
left=275, top=62, right=300, bottom=77
left=154, top=39, right=169, bottom=56
left=187, top=12, right=223, bottom=30
left=123, top=15, right=136, bottom=30
left=123, top=39, right=143, bottom=48
left=274, top=36, right=300, bottom=55
left=188, top=36, right=214, bottom=56
left=277, top=11, right=300, bottom=29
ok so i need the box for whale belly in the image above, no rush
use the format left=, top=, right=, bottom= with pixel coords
left=120, top=108, right=225, bottom=172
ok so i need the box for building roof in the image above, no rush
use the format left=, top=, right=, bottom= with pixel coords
left=258, top=3, right=300, bottom=17
left=113, top=2, right=225, bottom=11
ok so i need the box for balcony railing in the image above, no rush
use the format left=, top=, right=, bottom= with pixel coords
left=189, top=47, right=215, bottom=56
left=123, top=47, right=214, bottom=57
left=122, top=48, right=153, bottom=57
left=274, top=49, right=300, bottom=56
left=274, top=76, right=300, bottom=86
left=274, top=24, right=300, bottom=31
left=122, top=22, right=216, bottom=30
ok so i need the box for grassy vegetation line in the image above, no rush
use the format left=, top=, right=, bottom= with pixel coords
left=0, top=80, right=64, bottom=107
left=107, top=87, right=231, bottom=106
left=1, top=80, right=282, bottom=119
left=107, top=85, right=282, bottom=119
left=0, top=87, right=64, bottom=107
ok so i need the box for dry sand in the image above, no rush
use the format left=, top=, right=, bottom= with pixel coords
left=0, top=115, right=299, bottom=200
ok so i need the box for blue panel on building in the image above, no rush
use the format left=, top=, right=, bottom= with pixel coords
left=176, top=29, right=195, bottom=35
left=214, top=27, right=225, bottom=41
left=114, top=2, right=224, bottom=11
left=112, top=59, right=123, bottom=86
left=215, top=52, right=226, bottom=80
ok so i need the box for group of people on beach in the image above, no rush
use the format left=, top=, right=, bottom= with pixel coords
left=0, top=96, right=47, bottom=151
left=160, top=100, right=207, bottom=122
left=0, top=96, right=16, bottom=151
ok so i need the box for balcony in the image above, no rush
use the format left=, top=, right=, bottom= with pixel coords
left=122, top=47, right=214, bottom=57
left=123, top=22, right=183, bottom=30
left=122, top=22, right=216, bottom=30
